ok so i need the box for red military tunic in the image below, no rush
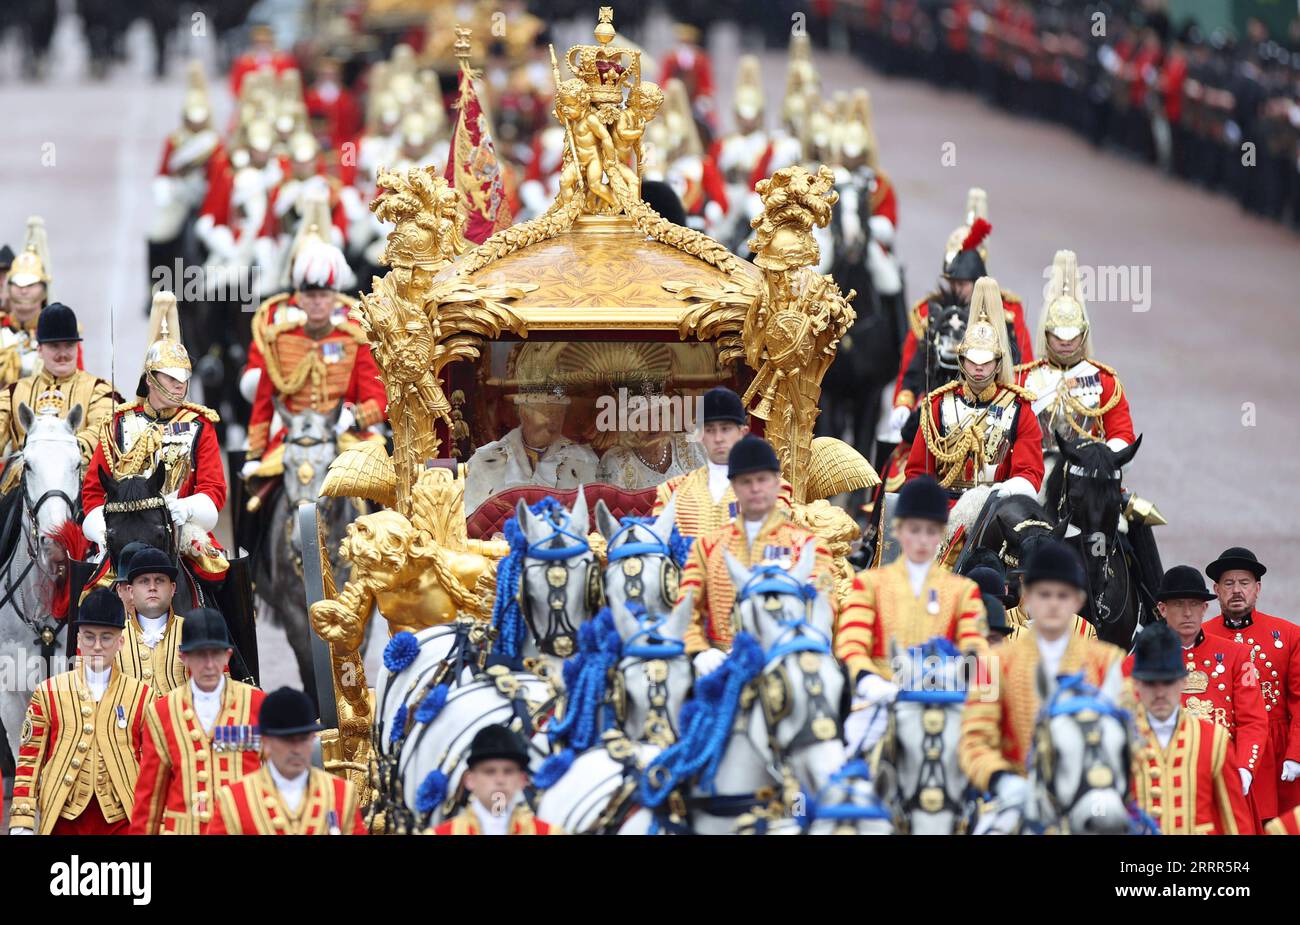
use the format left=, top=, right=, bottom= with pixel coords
left=959, top=627, right=1126, bottom=791
left=1205, top=610, right=1300, bottom=818
left=1132, top=706, right=1255, bottom=835
left=245, top=320, right=386, bottom=461
left=1266, top=806, right=1300, bottom=835
left=905, top=380, right=1044, bottom=493
left=10, top=665, right=151, bottom=835
left=229, top=49, right=297, bottom=96
left=430, top=804, right=560, bottom=835
left=130, top=679, right=265, bottom=835
left=1122, top=631, right=1269, bottom=786
left=208, top=767, right=366, bottom=835
left=1015, top=358, right=1135, bottom=448
left=893, top=291, right=1034, bottom=406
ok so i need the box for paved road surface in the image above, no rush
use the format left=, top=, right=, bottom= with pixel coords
left=1, top=14, right=1296, bottom=701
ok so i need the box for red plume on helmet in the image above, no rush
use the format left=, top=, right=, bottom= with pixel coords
left=962, top=218, right=992, bottom=252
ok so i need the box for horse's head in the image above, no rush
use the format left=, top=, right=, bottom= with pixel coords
left=879, top=636, right=971, bottom=834
left=928, top=302, right=968, bottom=372
left=98, top=464, right=173, bottom=566
left=1058, top=433, right=1141, bottom=584
left=723, top=540, right=834, bottom=650
left=277, top=397, right=341, bottom=511
left=595, top=494, right=689, bottom=641
left=1027, top=674, right=1134, bottom=835
left=18, top=402, right=83, bottom=543
left=504, top=490, right=599, bottom=660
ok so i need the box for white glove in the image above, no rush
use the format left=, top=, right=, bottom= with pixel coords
left=1281, top=760, right=1300, bottom=782
left=692, top=648, right=726, bottom=677
left=844, top=702, right=889, bottom=756
left=855, top=672, right=900, bottom=706
left=9, top=827, right=33, bottom=835
left=238, top=367, right=262, bottom=404
left=888, top=406, right=911, bottom=432
left=241, top=459, right=263, bottom=479
left=82, top=505, right=106, bottom=547
left=993, top=477, right=1037, bottom=499
left=994, top=773, right=1029, bottom=810
left=1239, top=767, right=1253, bottom=795
left=167, top=494, right=219, bottom=532
left=334, top=404, right=357, bottom=436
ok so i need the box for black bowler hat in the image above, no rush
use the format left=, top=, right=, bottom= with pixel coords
left=982, top=593, right=1013, bottom=637
left=1021, top=539, right=1087, bottom=592
left=124, top=546, right=179, bottom=583
left=0, top=244, right=13, bottom=269
left=895, top=474, right=949, bottom=524
left=1155, top=565, right=1216, bottom=603
left=1205, top=547, right=1266, bottom=583
left=77, top=588, right=126, bottom=629
left=178, top=608, right=233, bottom=652
left=727, top=434, right=780, bottom=480
left=466, top=725, right=529, bottom=770
left=702, top=387, right=747, bottom=425
left=1130, top=622, right=1187, bottom=682
left=113, top=541, right=152, bottom=584
left=258, top=687, right=324, bottom=737
left=35, top=303, right=81, bottom=344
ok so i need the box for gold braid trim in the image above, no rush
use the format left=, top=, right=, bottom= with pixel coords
left=1057, top=360, right=1123, bottom=441
left=112, top=424, right=162, bottom=478
left=907, top=298, right=929, bottom=340
left=918, top=383, right=987, bottom=488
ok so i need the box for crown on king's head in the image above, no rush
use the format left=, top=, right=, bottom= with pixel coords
left=564, top=7, right=641, bottom=105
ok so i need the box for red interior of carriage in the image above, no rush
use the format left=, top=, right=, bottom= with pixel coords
left=464, top=483, right=660, bottom=538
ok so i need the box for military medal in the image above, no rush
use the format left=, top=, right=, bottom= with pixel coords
left=1274, top=631, right=1283, bottom=649
left=927, top=589, right=939, bottom=616
left=327, top=810, right=341, bottom=835
left=116, top=705, right=127, bottom=729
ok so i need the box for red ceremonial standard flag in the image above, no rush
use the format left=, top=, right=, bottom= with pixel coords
left=444, top=60, right=512, bottom=244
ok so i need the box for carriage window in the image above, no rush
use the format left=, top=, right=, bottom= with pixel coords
left=454, top=340, right=732, bottom=513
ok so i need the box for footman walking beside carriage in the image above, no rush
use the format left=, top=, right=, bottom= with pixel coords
left=429, top=726, right=562, bottom=836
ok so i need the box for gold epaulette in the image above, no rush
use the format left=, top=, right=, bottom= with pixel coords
left=335, top=319, right=369, bottom=344
left=1000, top=289, right=1021, bottom=309
left=1088, top=357, right=1120, bottom=378
left=928, top=379, right=963, bottom=399
left=253, top=292, right=292, bottom=323
left=1001, top=382, right=1036, bottom=402
left=1012, top=358, right=1043, bottom=375
left=180, top=401, right=220, bottom=423
left=907, top=297, right=930, bottom=339
left=114, top=399, right=142, bottom=414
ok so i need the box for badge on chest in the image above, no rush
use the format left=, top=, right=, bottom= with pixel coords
left=321, top=341, right=345, bottom=364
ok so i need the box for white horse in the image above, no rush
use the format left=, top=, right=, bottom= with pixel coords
left=534, top=499, right=696, bottom=834
left=874, top=637, right=973, bottom=835
left=640, top=542, right=892, bottom=834
left=0, top=404, right=84, bottom=768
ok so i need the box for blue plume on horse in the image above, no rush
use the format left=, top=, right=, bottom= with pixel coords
left=383, top=631, right=420, bottom=673
left=389, top=703, right=409, bottom=746
left=803, top=758, right=893, bottom=827
left=415, top=683, right=451, bottom=724
left=612, top=515, right=693, bottom=569
left=1042, top=671, right=1131, bottom=726
left=545, top=608, right=622, bottom=752
left=491, top=497, right=580, bottom=658
left=416, top=768, right=450, bottom=815
left=640, top=632, right=765, bottom=808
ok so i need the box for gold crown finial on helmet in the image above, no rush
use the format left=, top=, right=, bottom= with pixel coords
left=9, top=215, right=52, bottom=290
left=144, top=290, right=191, bottom=383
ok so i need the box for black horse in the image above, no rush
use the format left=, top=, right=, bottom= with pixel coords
left=82, top=466, right=260, bottom=681
left=1044, top=434, right=1159, bottom=649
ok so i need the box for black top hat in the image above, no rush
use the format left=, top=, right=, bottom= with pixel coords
left=982, top=593, right=1013, bottom=636
left=1130, top=622, right=1187, bottom=683
left=77, top=587, right=127, bottom=629
left=35, top=303, right=81, bottom=344
left=113, top=541, right=152, bottom=584
left=1021, top=539, right=1087, bottom=591
left=702, top=386, right=747, bottom=425
left=943, top=247, right=986, bottom=282
left=258, top=687, right=324, bottom=737
left=727, top=434, right=780, bottom=480
left=178, top=608, right=233, bottom=652
left=124, top=546, right=179, bottom=583
left=895, top=474, right=949, bottom=524
left=1155, top=565, right=1216, bottom=603
left=466, top=724, right=530, bottom=769
left=0, top=244, right=13, bottom=269
left=1205, top=547, right=1266, bottom=583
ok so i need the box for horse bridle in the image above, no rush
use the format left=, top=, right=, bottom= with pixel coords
left=886, top=639, right=969, bottom=825
left=1057, top=464, right=1130, bottom=627
left=619, top=604, right=687, bottom=747
left=0, top=474, right=81, bottom=651
left=605, top=521, right=681, bottom=610
left=519, top=509, right=602, bottom=658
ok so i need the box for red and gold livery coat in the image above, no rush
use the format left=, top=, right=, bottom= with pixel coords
left=905, top=379, right=1044, bottom=493
left=1121, top=631, right=1268, bottom=782
left=129, top=680, right=265, bottom=835
left=113, top=611, right=187, bottom=699
left=835, top=558, right=989, bottom=681
left=0, top=368, right=116, bottom=466
left=678, top=509, right=834, bottom=654
left=1204, top=610, right=1300, bottom=817
left=1266, top=806, right=1300, bottom=835
left=1132, top=707, right=1255, bottom=835
left=651, top=466, right=794, bottom=539
left=959, top=627, right=1126, bottom=791
left=208, top=767, right=366, bottom=835
left=11, top=664, right=152, bottom=834
left=244, top=318, right=386, bottom=460
left=429, top=804, right=561, bottom=836
left=893, top=290, right=1034, bottom=408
